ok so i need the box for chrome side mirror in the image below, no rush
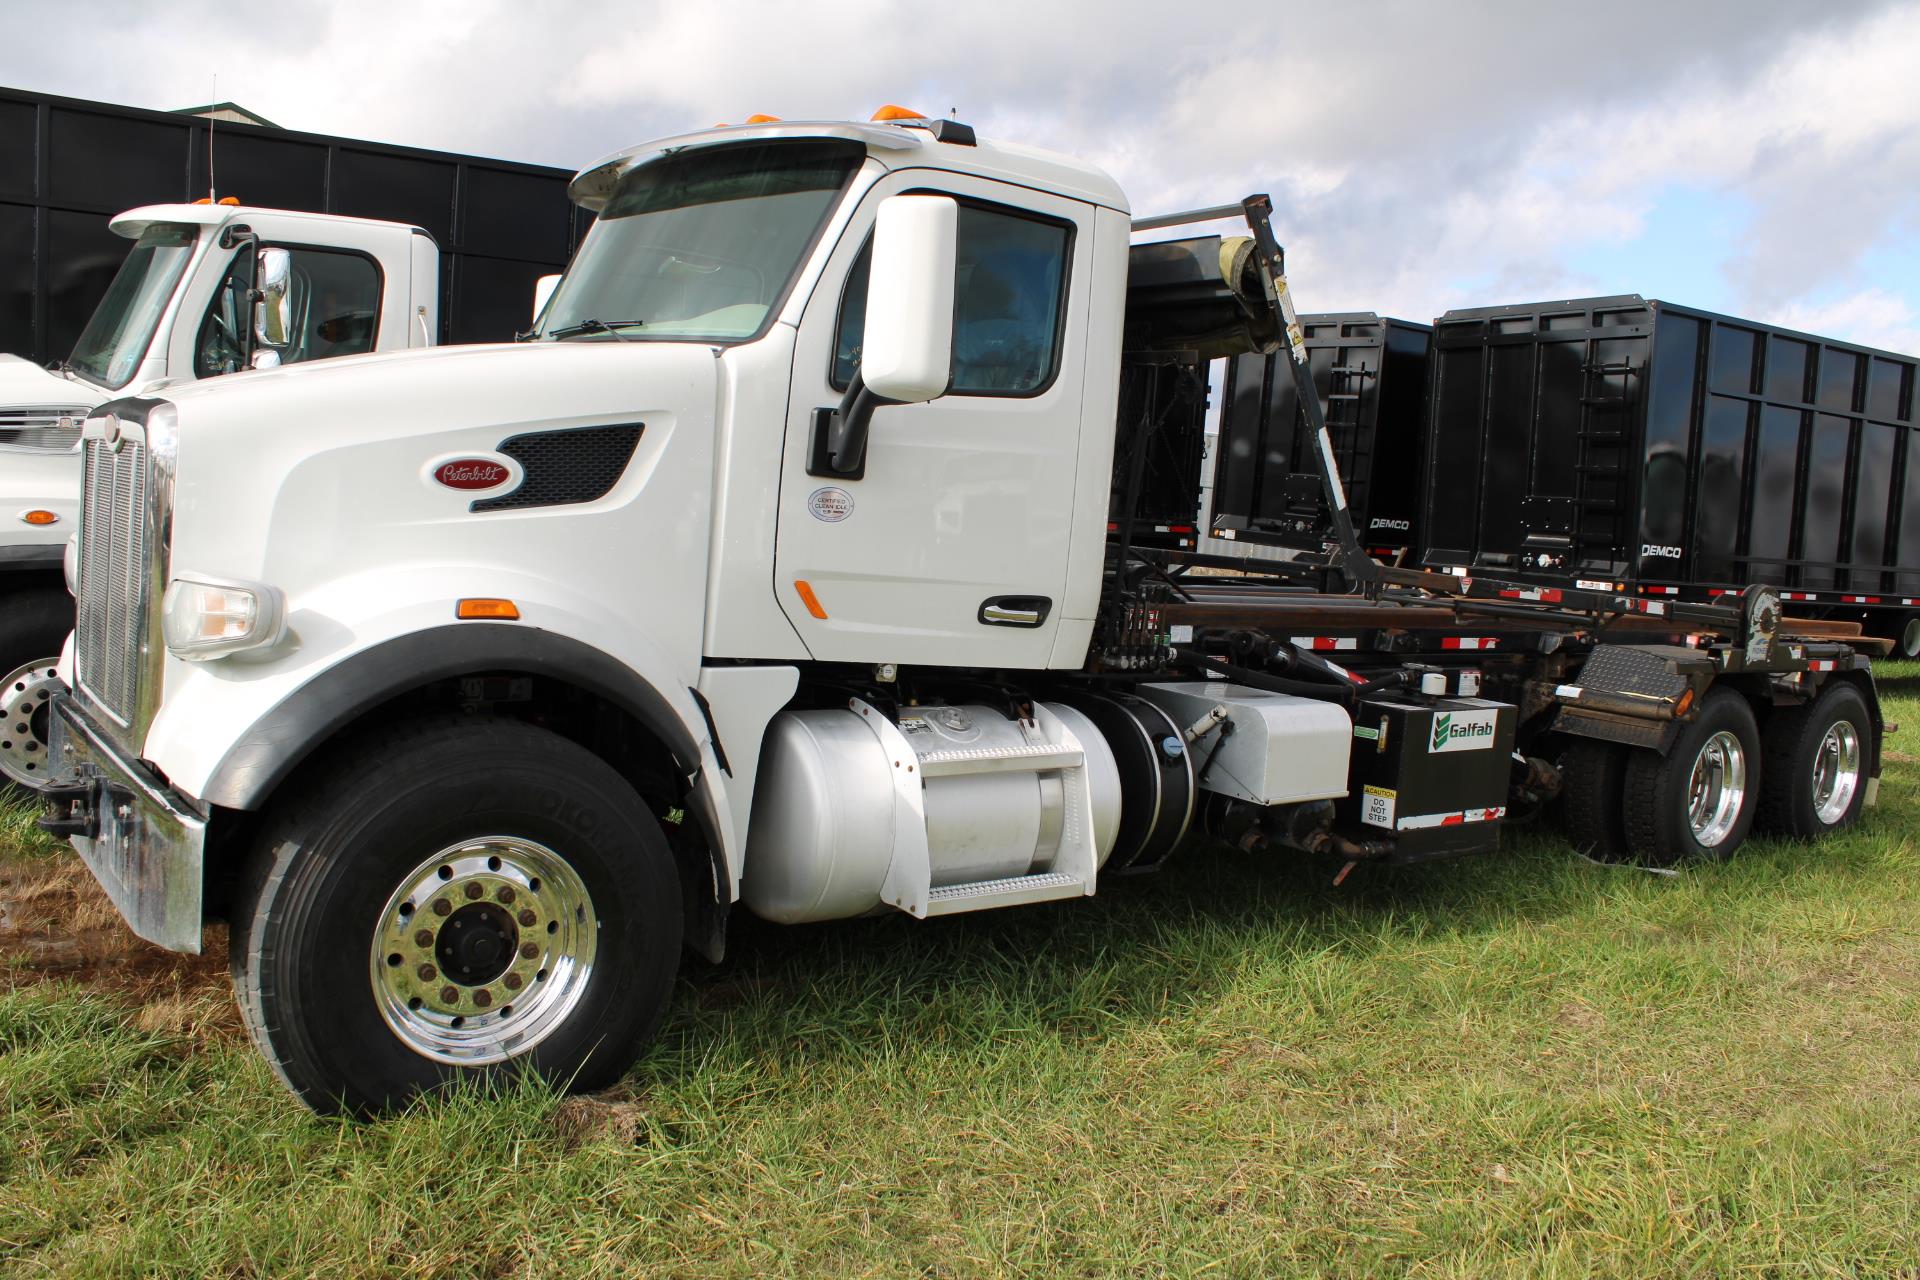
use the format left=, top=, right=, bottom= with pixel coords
left=253, top=247, right=293, bottom=350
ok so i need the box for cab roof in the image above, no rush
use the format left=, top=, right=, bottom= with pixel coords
left=107, top=203, right=427, bottom=240
left=569, top=119, right=1129, bottom=216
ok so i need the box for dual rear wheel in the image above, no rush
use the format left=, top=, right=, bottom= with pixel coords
left=1563, top=683, right=1870, bottom=866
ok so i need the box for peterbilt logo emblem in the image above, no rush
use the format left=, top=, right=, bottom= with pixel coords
left=433, top=459, right=512, bottom=490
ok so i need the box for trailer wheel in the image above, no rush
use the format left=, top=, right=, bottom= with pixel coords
left=1756, top=683, right=1871, bottom=839
left=1560, top=737, right=1631, bottom=860
left=1893, top=614, right=1920, bottom=661
left=230, top=717, right=682, bottom=1116
left=1621, top=690, right=1761, bottom=865
left=0, top=586, right=71, bottom=791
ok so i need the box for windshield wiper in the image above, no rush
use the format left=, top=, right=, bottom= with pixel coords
left=547, top=319, right=645, bottom=342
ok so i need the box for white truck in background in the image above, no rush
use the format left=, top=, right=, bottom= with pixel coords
left=37, top=114, right=1885, bottom=1115
left=1, top=203, right=442, bottom=785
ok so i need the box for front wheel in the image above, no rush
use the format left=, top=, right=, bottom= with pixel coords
left=230, top=717, right=683, bottom=1116
left=1, top=585, right=72, bottom=791
left=1622, top=690, right=1761, bottom=865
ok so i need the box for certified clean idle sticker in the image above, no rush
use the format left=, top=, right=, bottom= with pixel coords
left=1428, top=708, right=1500, bottom=753
left=807, top=486, right=854, bottom=522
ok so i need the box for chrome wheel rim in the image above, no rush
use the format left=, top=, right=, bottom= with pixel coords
left=1686, top=729, right=1748, bottom=847
left=1903, top=617, right=1920, bottom=659
left=370, top=837, right=597, bottom=1066
left=1810, top=720, right=1862, bottom=826
left=1, top=658, right=61, bottom=788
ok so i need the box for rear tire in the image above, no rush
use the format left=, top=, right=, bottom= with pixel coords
left=0, top=585, right=70, bottom=791
left=230, top=717, right=682, bottom=1116
left=1893, top=613, right=1920, bottom=661
left=1622, top=690, right=1761, bottom=865
left=1561, top=737, right=1632, bottom=860
left=1756, top=682, right=1871, bottom=839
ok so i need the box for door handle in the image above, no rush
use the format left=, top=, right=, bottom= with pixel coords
left=978, top=595, right=1052, bottom=628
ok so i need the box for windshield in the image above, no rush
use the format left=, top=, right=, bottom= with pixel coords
left=68, top=223, right=200, bottom=390
left=539, top=139, right=864, bottom=343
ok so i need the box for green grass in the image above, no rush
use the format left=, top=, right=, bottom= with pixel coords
left=3, top=667, right=1919, bottom=1278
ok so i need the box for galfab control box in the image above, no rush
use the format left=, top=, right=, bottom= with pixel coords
left=1339, top=695, right=1519, bottom=859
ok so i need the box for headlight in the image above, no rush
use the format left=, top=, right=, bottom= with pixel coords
left=162, top=575, right=286, bottom=660
left=145, top=400, right=179, bottom=466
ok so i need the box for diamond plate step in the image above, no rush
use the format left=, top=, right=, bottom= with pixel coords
left=924, top=871, right=1085, bottom=915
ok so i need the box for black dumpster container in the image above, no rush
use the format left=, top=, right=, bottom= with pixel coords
left=0, top=84, right=592, bottom=363
left=1421, top=294, right=1920, bottom=650
left=1212, top=313, right=1432, bottom=557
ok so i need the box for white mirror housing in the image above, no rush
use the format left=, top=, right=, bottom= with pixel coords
left=532, top=273, right=562, bottom=326
left=860, top=195, right=956, bottom=404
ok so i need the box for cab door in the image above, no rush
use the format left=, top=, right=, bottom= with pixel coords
left=773, top=172, right=1094, bottom=668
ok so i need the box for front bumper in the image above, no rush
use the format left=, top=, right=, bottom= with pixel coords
left=41, top=693, right=206, bottom=953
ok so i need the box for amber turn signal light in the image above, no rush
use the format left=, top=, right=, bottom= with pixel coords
left=455, top=598, right=521, bottom=620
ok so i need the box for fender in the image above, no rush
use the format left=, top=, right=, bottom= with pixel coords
left=202, top=623, right=706, bottom=809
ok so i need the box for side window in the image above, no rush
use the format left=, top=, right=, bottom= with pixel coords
left=193, top=246, right=382, bottom=379
left=194, top=258, right=253, bottom=378
left=832, top=201, right=1071, bottom=396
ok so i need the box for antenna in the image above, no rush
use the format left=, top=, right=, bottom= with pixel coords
left=206, top=73, right=217, bottom=202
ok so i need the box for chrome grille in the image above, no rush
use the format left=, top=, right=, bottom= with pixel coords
left=0, top=406, right=90, bottom=452
left=75, top=436, right=148, bottom=726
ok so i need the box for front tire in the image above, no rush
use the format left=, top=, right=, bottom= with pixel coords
left=230, top=717, right=682, bottom=1116
left=1622, top=690, right=1761, bottom=865
left=1757, top=682, right=1871, bottom=839
left=0, top=585, right=71, bottom=790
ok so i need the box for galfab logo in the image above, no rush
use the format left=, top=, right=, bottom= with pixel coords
left=1428, top=708, right=1500, bottom=753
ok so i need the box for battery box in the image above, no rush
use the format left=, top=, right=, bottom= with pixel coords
left=1339, top=695, right=1518, bottom=859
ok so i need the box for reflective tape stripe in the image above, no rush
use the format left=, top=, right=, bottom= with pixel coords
left=1399, top=806, right=1507, bottom=830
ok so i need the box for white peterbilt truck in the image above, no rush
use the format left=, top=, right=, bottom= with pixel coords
left=37, top=114, right=1886, bottom=1114
left=0, top=202, right=442, bottom=786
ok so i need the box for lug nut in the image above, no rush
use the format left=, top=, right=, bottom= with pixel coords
left=473, top=990, right=492, bottom=1008
left=496, top=885, right=516, bottom=904
left=519, top=942, right=539, bottom=960
left=464, top=882, right=483, bottom=900
left=440, top=986, right=459, bottom=1004
left=414, top=929, right=434, bottom=948
left=432, top=899, right=452, bottom=917
left=517, top=909, right=537, bottom=928
left=504, top=973, right=523, bottom=990
left=417, top=963, right=437, bottom=981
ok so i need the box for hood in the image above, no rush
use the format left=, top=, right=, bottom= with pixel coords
left=0, top=354, right=104, bottom=414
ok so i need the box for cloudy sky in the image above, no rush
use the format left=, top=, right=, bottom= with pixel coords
left=6, top=0, right=1918, bottom=352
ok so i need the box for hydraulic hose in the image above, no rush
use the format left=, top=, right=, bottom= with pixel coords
left=1159, top=644, right=1390, bottom=706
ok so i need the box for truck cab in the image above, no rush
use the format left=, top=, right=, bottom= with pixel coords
left=37, top=116, right=1883, bottom=1115
left=0, top=203, right=439, bottom=785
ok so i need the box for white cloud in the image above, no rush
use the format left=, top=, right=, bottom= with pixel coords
left=1773, top=289, right=1920, bottom=357
left=1, top=0, right=1916, bottom=350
